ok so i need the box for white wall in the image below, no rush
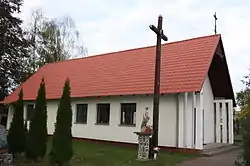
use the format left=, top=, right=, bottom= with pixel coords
left=186, top=93, right=195, bottom=148
left=6, top=104, right=32, bottom=130
left=6, top=84, right=215, bottom=150
left=177, top=92, right=201, bottom=149
left=174, top=75, right=215, bottom=149
left=7, top=95, right=178, bottom=147
left=159, top=95, right=177, bottom=147
left=202, top=75, right=215, bottom=144
left=6, top=83, right=214, bottom=149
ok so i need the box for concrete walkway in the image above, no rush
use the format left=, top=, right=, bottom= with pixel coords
left=178, top=149, right=241, bottom=166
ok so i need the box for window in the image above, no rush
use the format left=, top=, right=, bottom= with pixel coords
left=120, top=103, right=136, bottom=126
left=76, top=104, right=88, bottom=124
left=26, top=104, right=34, bottom=121
left=96, top=104, right=110, bottom=124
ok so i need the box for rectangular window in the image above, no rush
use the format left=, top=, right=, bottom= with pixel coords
left=120, top=103, right=136, bottom=126
left=76, top=104, right=88, bottom=124
left=96, top=104, right=110, bottom=124
left=26, top=104, right=34, bottom=121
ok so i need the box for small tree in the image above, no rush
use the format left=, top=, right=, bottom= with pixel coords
left=242, top=111, right=250, bottom=166
left=7, top=89, right=26, bottom=156
left=50, top=78, right=73, bottom=165
left=25, top=78, right=47, bottom=160
left=235, top=70, right=250, bottom=166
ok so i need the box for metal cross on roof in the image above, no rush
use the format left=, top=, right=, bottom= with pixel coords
left=214, top=12, right=218, bottom=34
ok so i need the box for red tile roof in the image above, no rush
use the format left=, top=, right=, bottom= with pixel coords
left=2, top=34, right=221, bottom=104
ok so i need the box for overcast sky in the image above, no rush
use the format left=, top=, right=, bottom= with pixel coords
left=20, top=0, right=250, bottom=94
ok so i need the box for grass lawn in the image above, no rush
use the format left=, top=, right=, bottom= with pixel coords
left=13, top=139, right=199, bottom=166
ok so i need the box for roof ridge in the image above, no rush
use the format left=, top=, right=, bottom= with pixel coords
left=166, top=33, right=221, bottom=46
left=45, top=33, right=221, bottom=66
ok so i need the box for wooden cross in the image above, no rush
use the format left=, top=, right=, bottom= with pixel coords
left=149, top=15, right=168, bottom=153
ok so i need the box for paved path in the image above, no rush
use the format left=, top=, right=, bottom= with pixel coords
left=178, top=149, right=241, bottom=166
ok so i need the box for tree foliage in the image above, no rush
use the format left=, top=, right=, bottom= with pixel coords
left=23, top=9, right=44, bottom=77
left=236, top=71, right=250, bottom=120
left=0, top=0, right=29, bottom=99
left=242, top=111, right=250, bottom=166
left=24, top=9, right=87, bottom=79
left=25, top=78, right=47, bottom=160
left=236, top=69, right=250, bottom=165
left=50, top=79, right=73, bottom=165
left=7, top=89, right=26, bottom=155
left=237, top=89, right=250, bottom=109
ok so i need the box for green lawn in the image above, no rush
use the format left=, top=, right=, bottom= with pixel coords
left=13, top=139, right=198, bottom=166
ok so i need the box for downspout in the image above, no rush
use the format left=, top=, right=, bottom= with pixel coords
left=176, top=93, right=180, bottom=147
left=183, top=92, right=188, bottom=148
left=192, top=92, right=196, bottom=148
left=194, top=91, right=199, bottom=148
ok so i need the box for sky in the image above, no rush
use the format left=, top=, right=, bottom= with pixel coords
left=20, top=0, right=250, bottom=94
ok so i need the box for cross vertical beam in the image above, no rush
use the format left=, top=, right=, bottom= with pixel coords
left=149, top=15, right=168, bottom=150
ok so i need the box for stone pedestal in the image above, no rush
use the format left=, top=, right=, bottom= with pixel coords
left=134, top=132, right=152, bottom=160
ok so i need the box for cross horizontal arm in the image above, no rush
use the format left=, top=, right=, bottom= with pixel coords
left=149, top=25, right=160, bottom=34
left=160, top=31, right=168, bottom=41
left=149, top=25, right=168, bottom=41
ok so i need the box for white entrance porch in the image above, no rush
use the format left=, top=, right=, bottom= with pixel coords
left=176, top=92, right=234, bottom=151
left=213, top=99, right=234, bottom=144
left=199, top=99, right=235, bottom=155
